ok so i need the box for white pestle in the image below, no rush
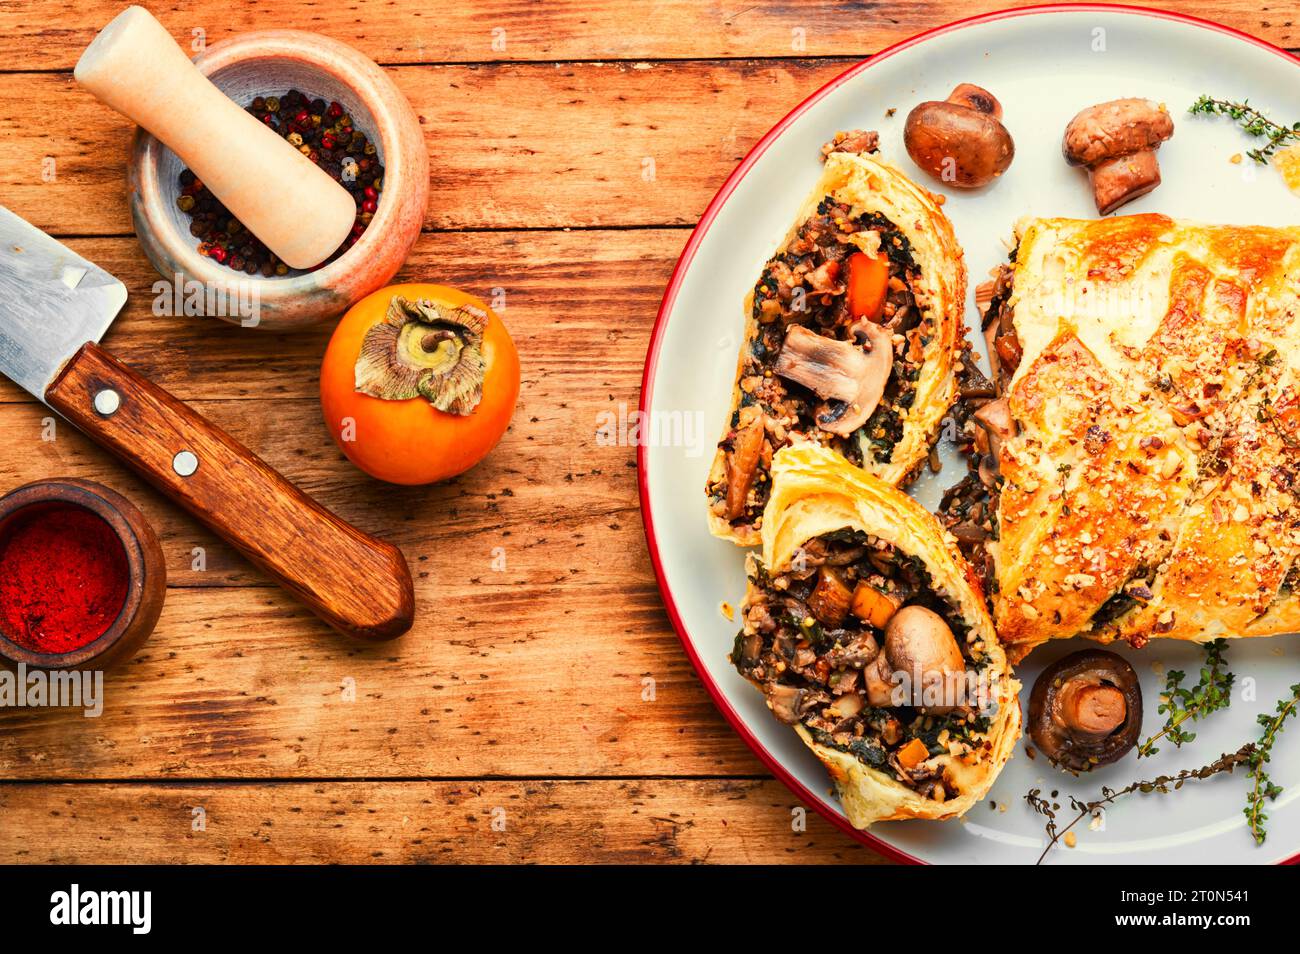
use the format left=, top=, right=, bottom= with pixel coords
left=75, top=6, right=356, bottom=270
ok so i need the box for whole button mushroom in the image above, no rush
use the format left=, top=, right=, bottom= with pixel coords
left=1063, top=98, right=1175, bottom=214
left=904, top=84, right=1015, bottom=188
left=1028, top=649, right=1144, bottom=773
left=884, top=605, right=965, bottom=709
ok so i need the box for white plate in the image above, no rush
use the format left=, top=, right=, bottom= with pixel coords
left=640, top=5, right=1300, bottom=864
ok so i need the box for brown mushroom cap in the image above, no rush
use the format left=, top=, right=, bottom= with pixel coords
left=1062, top=98, right=1174, bottom=167
left=1028, top=649, right=1143, bottom=772
left=904, top=84, right=1013, bottom=189
left=904, top=100, right=1015, bottom=189
left=884, top=605, right=965, bottom=708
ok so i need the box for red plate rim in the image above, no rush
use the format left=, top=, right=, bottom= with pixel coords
left=637, top=2, right=1300, bottom=865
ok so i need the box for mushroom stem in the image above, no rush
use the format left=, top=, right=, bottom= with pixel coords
left=1090, top=150, right=1162, bottom=216
left=947, top=83, right=1003, bottom=119
left=1058, top=680, right=1127, bottom=737
left=1062, top=98, right=1174, bottom=214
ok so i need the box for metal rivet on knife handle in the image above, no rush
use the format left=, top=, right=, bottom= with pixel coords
left=93, top=388, right=121, bottom=416
left=172, top=450, right=199, bottom=477
left=2, top=208, right=413, bottom=641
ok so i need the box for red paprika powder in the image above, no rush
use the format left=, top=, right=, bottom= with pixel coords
left=0, top=503, right=129, bottom=654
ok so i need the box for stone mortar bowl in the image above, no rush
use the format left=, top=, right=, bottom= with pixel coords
left=129, top=30, right=429, bottom=329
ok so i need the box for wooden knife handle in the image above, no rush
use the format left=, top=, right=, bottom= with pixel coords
left=47, top=342, right=415, bottom=642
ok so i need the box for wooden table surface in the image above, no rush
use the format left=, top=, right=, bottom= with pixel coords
left=0, top=0, right=1290, bottom=864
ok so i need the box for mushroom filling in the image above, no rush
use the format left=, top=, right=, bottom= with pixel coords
left=939, top=253, right=1021, bottom=590
left=707, top=197, right=931, bottom=533
left=731, top=529, right=999, bottom=802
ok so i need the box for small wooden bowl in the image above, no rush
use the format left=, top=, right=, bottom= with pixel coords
left=129, top=30, right=429, bottom=329
left=0, top=479, right=166, bottom=672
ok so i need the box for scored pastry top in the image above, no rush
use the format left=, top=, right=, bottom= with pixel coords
left=989, top=214, right=1300, bottom=657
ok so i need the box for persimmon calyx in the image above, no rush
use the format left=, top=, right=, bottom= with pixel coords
left=354, top=296, right=488, bottom=415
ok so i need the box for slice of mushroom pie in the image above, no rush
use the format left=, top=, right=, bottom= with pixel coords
left=732, top=444, right=1021, bottom=827
left=949, top=214, right=1300, bottom=662
left=706, top=142, right=967, bottom=546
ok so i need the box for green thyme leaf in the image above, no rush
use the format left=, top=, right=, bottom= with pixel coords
left=1027, top=745, right=1255, bottom=865
left=1245, top=682, right=1300, bottom=845
left=1189, top=95, right=1300, bottom=164
left=1138, top=639, right=1234, bottom=758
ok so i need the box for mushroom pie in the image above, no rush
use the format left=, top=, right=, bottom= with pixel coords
left=945, top=213, right=1300, bottom=662
left=706, top=139, right=968, bottom=546
left=732, top=444, right=1020, bottom=826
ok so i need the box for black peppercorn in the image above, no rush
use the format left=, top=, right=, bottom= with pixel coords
left=176, top=88, right=385, bottom=275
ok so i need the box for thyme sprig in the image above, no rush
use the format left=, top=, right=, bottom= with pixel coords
left=1244, top=683, right=1300, bottom=845
left=1026, top=746, right=1255, bottom=865
left=1189, top=95, right=1300, bottom=164
left=1138, top=639, right=1234, bottom=758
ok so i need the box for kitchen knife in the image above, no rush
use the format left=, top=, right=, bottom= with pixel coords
left=0, top=205, right=413, bottom=641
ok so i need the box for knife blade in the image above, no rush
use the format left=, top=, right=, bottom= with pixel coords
left=0, top=205, right=126, bottom=400
left=0, top=204, right=413, bottom=642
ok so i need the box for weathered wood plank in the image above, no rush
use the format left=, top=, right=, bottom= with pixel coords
left=0, top=779, right=881, bottom=863
left=0, top=229, right=684, bottom=404
left=0, top=580, right=761, bottom=778
left=0, top=0, right=1291, bottom=71
left=0, top=228, right=685, bottom=588
left=0, top=60, right=852, bottom=232
left=0, top=213, right=760, bottom=782
left=0, top=393, right=654, bottom=590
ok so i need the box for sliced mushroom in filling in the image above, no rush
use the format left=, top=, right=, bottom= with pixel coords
left=731, top=530, right=1000, bottom=802
left=707, top=197, right=932, bottom=535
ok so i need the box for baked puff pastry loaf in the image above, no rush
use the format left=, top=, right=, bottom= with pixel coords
left=732, top=444, right=1020, bottom=827
left=706, top=146, right=967, bottom=546
left=971, top=214, right=1300, bottom=661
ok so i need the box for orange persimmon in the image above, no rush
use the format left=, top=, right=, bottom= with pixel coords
left=320, top=283, right=520, bottom=485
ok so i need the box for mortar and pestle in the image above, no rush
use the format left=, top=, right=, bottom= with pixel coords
left=76, top=6, right=428, bottom=328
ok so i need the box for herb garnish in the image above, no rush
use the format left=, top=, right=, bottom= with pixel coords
left=1138, top=639, right=1234, bottom=758
left=1025, top=746, right=1255, bottom=865
left=1189, top=96, right=1300, bottom=164
left=1245, top=683, right=1300, bottom=845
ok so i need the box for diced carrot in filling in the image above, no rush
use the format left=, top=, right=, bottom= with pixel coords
left=846, top=251, right=890, bottom=321
left=731, top=530, right=993, bottom=800
left=706, top=197, right=929, bottom=533
left=897, top=738, right=929, bottom=770
left=851, top=581, right=899, bottom=628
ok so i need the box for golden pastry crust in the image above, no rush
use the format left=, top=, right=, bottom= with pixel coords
left=990, top=214, right=1300, bottom=660
left=748, top=444, right=1021, bottom=827
left=706, top=151, right=967, bottom=546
